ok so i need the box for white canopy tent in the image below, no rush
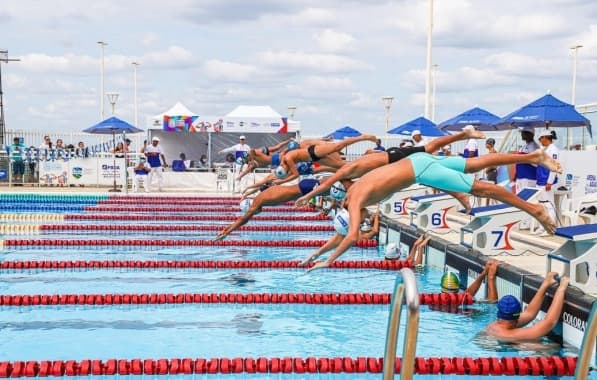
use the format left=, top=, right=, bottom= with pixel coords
left=223, top=105, right=300, bottom=133
left=148, top=102, right=198, bottom=129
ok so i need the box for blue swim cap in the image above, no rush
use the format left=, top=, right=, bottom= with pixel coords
left=288, top=141, right=299, bottom=151
left=440, top=272, right=460, bottom=293
left=330, top=181, right=346, bottom=201
left=296, top=161, right=311, bottom=175
left=497, top=295, right=522, bottom=321
left=236, top=157, right=245, bottom=166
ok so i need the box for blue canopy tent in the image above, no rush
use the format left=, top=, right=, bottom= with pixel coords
left=388, top=116, right=447, bottom=137
left=438, top=107, right=502, bottom=131
left=493, top=94, right=592, bottom=137
left=325, top=126, right=362, bottom=140
left=83, top=116, right=143, bottom=192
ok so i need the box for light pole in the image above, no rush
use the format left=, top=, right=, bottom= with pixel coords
left=570, top=44, right=583, bottom=149
left=106, top=92, right=119, bottom=115
left=0, top=50, right=20, bottom=146
left=132, top=62, right=140, bottom=127
left=98, top=41, right=108, bottom=120
left=431, top=64, right=439, bottom=122
left=382, top=96, right=394, bottom=134
left=424, top=0, right=434, bottom=119
left=287, top=106, right=297, bottom=120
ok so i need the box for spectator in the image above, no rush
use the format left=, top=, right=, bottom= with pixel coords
left=534, top=130, right=559, bottom=236
left=172, top=153, right=189, bottom=172
left=513, top=126, right=539, bottom=230
left=461, top=125, right=479, bottom=158
left=112, top=142, right=126, bottom=157
left=485, top=273, right=568, bottom=342
left=198, top=154, right=208, bottom=169
left=76, top=141, right=89, bottom=158
left=219, top=135, right=251, bottom=159
left=372, top=138, right=385, bottom=151
left=140, top=140, right=148, bottom=154
left=132, top=157, right=151, bottom=193
left=9, top=137, right=25, bottom=184
left=55, top=138, right=65, bottom=151
left=411, top=130, right=427, bottom=147
left=39, top=135, right=52, bottom=150
left=439, top=145, right=452, bottom=156
left=484, top=138, right=498, bottom=183
left=399, top=139, right=414, bottom=148
left=144, top=137, right=167, bottom=192
left=125, top=138, right=132, bottom=153
left=180, top=152, right=191, bottom=168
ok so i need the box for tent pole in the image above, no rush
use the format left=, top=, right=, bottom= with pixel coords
left=109, top=131, right=120, bottom=192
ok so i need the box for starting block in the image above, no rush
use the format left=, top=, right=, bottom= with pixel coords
left=460, top=188, right=540, bottom=255
left=547, top=224, right=597, bottom=295
left=409, top=192, right=461, bottom=231
left=381, top=184, right=428, bottom=218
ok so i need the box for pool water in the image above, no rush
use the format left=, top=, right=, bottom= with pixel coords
left=0, top=198, right=591, bottom=379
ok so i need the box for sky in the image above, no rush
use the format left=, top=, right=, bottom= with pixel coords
left=1, top=0, right=596, bottom=137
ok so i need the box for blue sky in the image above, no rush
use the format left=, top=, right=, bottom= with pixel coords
left=1, top=0, right=596, bottom=136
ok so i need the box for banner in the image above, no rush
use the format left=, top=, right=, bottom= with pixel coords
left=97, top=157, right=126, bottom=186
left=559, top=150, right=597, bottom=198
left=163, top=115, right=199, bottom=132
left=39, top=160, right=69, bottom=185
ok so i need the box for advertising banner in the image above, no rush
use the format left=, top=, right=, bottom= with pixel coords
left=163, top=115, right=198, bottom=132
left=559, top=150, right=597, bottom=198
left=97, top=157, right=126, bottom=186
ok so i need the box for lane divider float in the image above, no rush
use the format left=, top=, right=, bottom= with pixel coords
left=65, top=214, right=329, bottom=221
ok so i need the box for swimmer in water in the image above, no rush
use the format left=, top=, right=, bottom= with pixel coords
left=305, top=150, right=562, bottom=272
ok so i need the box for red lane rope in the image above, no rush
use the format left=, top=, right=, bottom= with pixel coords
left=83, top=206, right=316, bottom=213
left=98, top=200, right=298, bottom=206
left=0, top=356, right=576, bottom=377
left=40, top=225, right=336, bottom=232
left=0, top=292, right=472, bottom=307
left=65, top=214, right=329, bottom=221
left=2, top=239, right=377, bottom=248
left=0, top=259, right=406, bottom=270
left=109, top=196, right=242, bottom=201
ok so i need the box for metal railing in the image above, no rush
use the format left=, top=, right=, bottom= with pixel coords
left=383, top=267, right=420, bottom=380
left=575, top=299, right=597, bottom=380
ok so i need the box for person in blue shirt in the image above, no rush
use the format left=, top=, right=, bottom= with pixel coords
left=9, top=137, right=26, bottom=183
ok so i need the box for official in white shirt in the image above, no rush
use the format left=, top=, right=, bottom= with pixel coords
left=411, top=130, right=427, bottom=147
left=534, top=129, right=560, bottom=235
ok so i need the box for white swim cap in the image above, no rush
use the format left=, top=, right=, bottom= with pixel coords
left=275, top=166, right=287, bottom=179
left=239, top=198, right=253, bottom=213
left=333, top=208, right=350, bottom=235
left=385, top=243, right=400, bottom=260
left=235, top=157, right=245, bottom=166
left=330, top=181, right=346, bottom=201
left=360, top=218, right=372, bottom=232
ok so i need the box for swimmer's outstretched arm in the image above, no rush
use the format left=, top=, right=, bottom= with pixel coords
left=243, top=173, right=275, bottom=193
left=299, top=233, right=344, bottom=266
left=307, top=204, right=363, bottom=272
left=214, top=205, right=261, bottom=241
left=237, top=161, right=257, bottom=180
left=268, top=138, right=293, bottom=153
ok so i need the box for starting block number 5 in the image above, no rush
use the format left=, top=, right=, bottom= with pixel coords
left=393, top=198, right=410, bottom=216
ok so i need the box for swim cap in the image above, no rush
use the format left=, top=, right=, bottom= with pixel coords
left=486, top=138, right=496, bottom=146
left=360, top=218, right=372, bottom=232
left=497, top=295, right=522, bottom=321
left=236, top=157, right=245, bottom=166
left=239, top=198, right=253, bottom=213
left=330, top=181, right=346, bottom=201
left=327, top=207, right=338, bottom=219
left=242, top=151, right=249, bottom=158
left=296, top=161, right=311, bottom=175
left=440, top=272, right=460, bottom=293
left=333, top=208, right=350, bottom=235
left=288, top=141, right=299, bottom=151
left=385, top=243, right=400, bottom=260
left=275, top=166, right=288, bottom=179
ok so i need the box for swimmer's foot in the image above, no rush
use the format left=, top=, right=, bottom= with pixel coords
left=530, top=149, right=563, bottom=174
left=535, top=204, right=556, bottom=235
left=462, top=128, right=485, bottom=140
left=453, top=192, right=472, bottom=214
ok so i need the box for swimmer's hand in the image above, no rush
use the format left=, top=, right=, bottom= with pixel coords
left=306, top=261, right=330, bottom=273
left=214, top=231, right=228, bottom=241
left=299, top=252, right=320, bottom=266
left=295, top=197, right=309, bottom=208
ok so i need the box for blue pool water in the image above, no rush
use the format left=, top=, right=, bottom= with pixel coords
left=0, top=198, right=591, bottom=380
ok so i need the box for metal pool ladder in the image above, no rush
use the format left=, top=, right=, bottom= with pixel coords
left=575, top=299, right=597, bottom=380
left=383, top=267, right=420, bottom=380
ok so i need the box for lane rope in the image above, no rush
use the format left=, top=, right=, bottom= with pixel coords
left=0, top=356, right=577, bottom=376
left=83, top=206, right=316, bottom=213
left=65, top=214, right=329, bottom=221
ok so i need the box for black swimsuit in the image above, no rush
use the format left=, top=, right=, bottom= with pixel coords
left=386, top=146, right=425, bottom=163
left=307, top=145, right=321, bottom=162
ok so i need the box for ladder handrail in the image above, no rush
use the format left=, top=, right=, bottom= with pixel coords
left=383, top=267, right=420, bottom=380
left=575, top=300, right=597, bottom=380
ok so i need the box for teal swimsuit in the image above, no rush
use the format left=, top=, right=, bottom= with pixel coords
left=408, top=152, right=474, bottom=193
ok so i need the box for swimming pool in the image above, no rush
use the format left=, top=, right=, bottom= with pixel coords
left=0, top=194, right=591, bottom=379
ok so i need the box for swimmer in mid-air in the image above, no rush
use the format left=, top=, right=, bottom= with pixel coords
left=214, top=178, right=353, bottom=241
left=305, top=149, right=562, bottom=271
left=295, top=125, right=486, bottom=209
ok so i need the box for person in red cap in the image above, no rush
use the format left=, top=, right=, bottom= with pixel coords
left=485, top=272, right=569, bottom=341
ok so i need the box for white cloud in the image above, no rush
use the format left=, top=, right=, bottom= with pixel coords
left=349, top=92, right=375, bottom=108
left=142, top=33, right=159, bottom=48
left=261, top=50, right=370, bottom=73
left=202, top=60, right=257, bottom=81
left=292, top=7, right=336, bottom=26
left=4, top=74, right=29, bottom=89
left=314, top=29, right=356, bottom=53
